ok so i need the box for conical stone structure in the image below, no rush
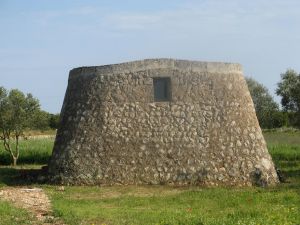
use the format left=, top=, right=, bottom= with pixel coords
left=48, top=59, right=279, bottom=186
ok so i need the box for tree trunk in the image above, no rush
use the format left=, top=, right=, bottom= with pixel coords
left=13, top=134, right=20, bottom=167
left=13, top=156, right=17, bottom=167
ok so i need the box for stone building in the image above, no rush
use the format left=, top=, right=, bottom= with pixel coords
left=48, top=59, right=279, bottom=186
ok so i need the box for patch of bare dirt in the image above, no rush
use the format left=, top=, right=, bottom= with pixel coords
left=0, top=187, right=63, bottom=224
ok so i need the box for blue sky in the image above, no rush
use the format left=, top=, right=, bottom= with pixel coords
left=1, top=0, right=300, bottom=113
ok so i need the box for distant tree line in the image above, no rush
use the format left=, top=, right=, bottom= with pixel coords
left=30, top=110, right=60, bottom=131
left=246, top=69, right=300, bottom=129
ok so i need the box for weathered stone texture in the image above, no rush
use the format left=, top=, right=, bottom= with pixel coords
left=48, top=59, right=279, bottom=186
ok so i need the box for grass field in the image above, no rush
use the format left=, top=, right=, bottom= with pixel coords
left=0, top=138, right=54, bottom=165
left=0, top=200, right=34, bottom=225
left=0, top=131, right=299, bottom=225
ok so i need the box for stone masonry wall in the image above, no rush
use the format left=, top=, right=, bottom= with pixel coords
left=48, top=59, right=279, bottom=186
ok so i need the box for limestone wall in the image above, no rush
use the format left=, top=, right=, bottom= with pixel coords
left=48, top=59, right=279, bottom=186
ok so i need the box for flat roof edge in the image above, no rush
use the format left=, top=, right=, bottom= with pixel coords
left=69, top=58, right=243, bottom=79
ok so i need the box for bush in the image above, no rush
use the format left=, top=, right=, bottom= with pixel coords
left=49, top=113, right=60, bottom=129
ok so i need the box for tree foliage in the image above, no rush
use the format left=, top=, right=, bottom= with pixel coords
left=48, top=113, right=60, bottom=129
left=31, top=110, right=51, bottom=130
left=246, top=77, right=285, bottom=128
left=276, top=69, right=300, bottom=127
left=0, top=87, right=41, bottom=166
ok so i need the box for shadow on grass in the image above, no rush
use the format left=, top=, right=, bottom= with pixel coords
left=1, top=166, right=299, bottom=192
left=0, top=155, right=50, bottom=166
left=283, top=169, right=300, bottom=178
left=273, top=159, right=300, bottom=190
left=0, top=166, right=47, bottom=186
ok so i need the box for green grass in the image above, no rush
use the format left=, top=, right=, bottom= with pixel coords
left=264, top=130, right=300, bottom=146
left=0, top=200, right=35, bottom=225
left=0, top=138, right=53, bottom=165
left=48, top=185, right=300, bottom=225
left=268, top=145, right=300, bottom=161
left=265, top=131, right=300, bottom=191
left=0, top=131, right=299, bottom=225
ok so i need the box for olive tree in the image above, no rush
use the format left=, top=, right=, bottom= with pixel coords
left=0, top=87, right=40, bottom=166
left=276, top=69, right=300, bottom=127
left=246, top=77, right=284, bottom=128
